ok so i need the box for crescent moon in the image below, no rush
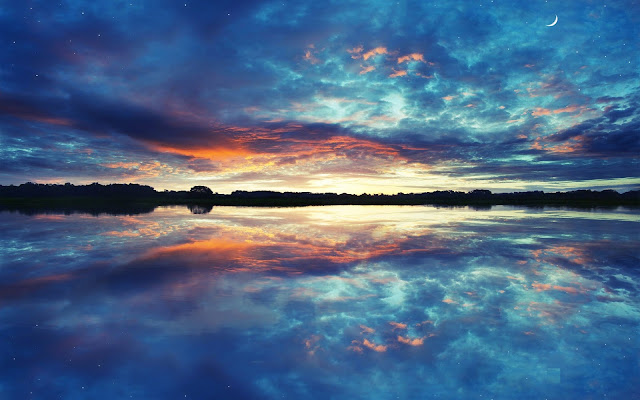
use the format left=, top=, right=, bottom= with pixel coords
left=546, top=15, right=558, bottom=27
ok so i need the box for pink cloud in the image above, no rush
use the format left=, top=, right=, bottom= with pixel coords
left=303, top=49, right=320, bottom=64
left=360, top=324, right=375, bottom=334
left=359, top=65, right=376, bottom=75
left=532, top=282, right=581, bottom=294
left=347, top=45, right=364, bottom=59
left=363, top=338, right=387, bottom=352
left=397, top=336, right=424, bottom=346
left=304, top=334, right=322, bottom=355
left=531, top=107, right=552, bottom=117
left=389, top=321, right=407, bottom=330
left=397, top=53, right=425, bottom=64
left=348, top=344, right=363, bottom=353
left=362, top=47, right=388, bottom=60
left=389, top=69, right=407, bottom=78
left=553, top=105, right=581, bottom=114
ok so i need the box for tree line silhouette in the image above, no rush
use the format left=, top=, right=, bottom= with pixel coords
left=1, top=182, right=638, bottom=212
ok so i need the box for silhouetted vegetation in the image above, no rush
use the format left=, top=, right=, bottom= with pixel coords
left=189, top=185, right=214, bottom=198
left=0, top=182, right=638, bottom=214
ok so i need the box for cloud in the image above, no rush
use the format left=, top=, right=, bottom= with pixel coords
left=397, top=336, right=424, bottom=346
left=303, top=48, right=321, bottom=64
left=397, top=53, right=425, bottom=64
left=531, top=283, right=581, bottom=294
left=359, top=65, right=376, bottom=75
left=360, top=325, right=375, bottom=334
left=389, top=321, right=407, bottom=330
left=0, top=0, right=638, bottom=191
left=362, top=338, right=387, bottom=352
left=389, top=69, right=408, bottom=78
left=362, top=47, right=388, bottom=60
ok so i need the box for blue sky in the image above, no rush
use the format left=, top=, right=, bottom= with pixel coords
left=1, top=0, right=638, bottom=193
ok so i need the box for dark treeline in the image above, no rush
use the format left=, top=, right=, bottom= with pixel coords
left=0, top=182, right=157, bottom=197
left=1, top=182, right=639, bottom=210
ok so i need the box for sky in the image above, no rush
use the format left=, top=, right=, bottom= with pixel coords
left=1, top=0, right=639, bottom=194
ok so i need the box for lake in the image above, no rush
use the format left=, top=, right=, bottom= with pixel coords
left=1, top=206, right=638, bottom=399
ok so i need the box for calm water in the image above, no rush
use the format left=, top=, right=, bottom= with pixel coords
left=1, top=206, right=639, bottom=399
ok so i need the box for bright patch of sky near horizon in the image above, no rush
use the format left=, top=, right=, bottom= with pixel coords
left=0, top=0, right=638, bottom=193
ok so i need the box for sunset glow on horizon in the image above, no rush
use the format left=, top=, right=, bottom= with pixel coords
left=1, top=1, right=638, bottom=193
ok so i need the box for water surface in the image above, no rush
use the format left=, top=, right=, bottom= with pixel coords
left=1, top=206, right=639, bottom=399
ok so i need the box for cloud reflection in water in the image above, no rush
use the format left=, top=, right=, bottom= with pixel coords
left=0, top=206, right=638, bottom=399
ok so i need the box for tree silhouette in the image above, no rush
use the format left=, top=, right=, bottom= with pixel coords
left=189, top=185, right=213, bottom=197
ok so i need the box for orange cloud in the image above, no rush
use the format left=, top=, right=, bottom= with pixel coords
left=531, top=245, right=591, bottom=265
left=360, top=324, right=375, bottom=334
left=142, top=238, right=253, bottom=268
left=304, top=335, right=321, bottom=349
left=529, top=135, right=586, bottom=154
left=397, top=53, right=425, bottom=63
left=363, top=338, right=387, bottom=352
left=359, top=65, right=376, bottom=75
left=524, top=300, right=577, bottom=325
left=304, top=334, right=322, bottom=355
left=389, top=321, right=407, bottom=330
left=553, top=105, right=581, bottom=114
left=389, top=69, right=407, bottom=78
left=442, top=95, right=455, bottom=101
left=151, top=144, right=251, bottom=160
left=303, top=49, right=320, bottom=64
left=362, top=47, right=388, bottom=60
left=442, top=298, right=457, bottom=304
left=397, top=336, right=424, bottom=346
left=532, top=107, right=552, bottom=116
left=196, top=124, right=403, bottom=170
left=348, top=344, right=364, bottom=353
left=347, top=45, right=364, bottom=59
left=532, top=282, right=581, bottom=294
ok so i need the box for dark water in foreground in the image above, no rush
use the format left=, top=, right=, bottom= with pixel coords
left=1, top=206, right=638, bottom=399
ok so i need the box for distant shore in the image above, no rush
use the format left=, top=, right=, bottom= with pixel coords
left=0, top=183, right=638, bottom=214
